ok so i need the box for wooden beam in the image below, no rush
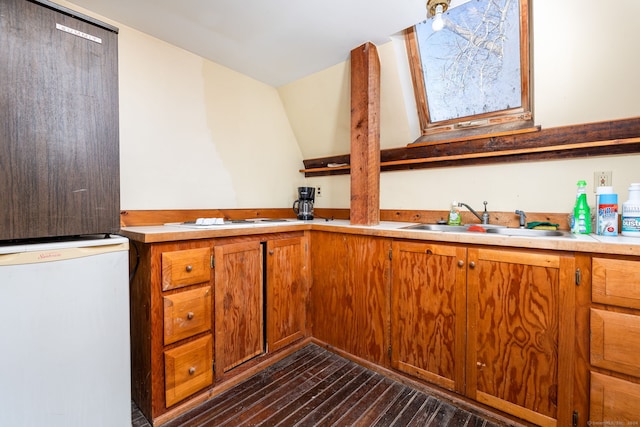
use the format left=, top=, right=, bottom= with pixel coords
left=301, top=116, right=640, bottom=176
left=350, top=42, right=380, bottom=225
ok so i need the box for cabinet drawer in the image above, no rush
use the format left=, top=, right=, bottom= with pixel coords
left=592, top=257, right=640, bottom=309
left=165, top=335, right=213, bottom=407
left=591, top=308, right=640, bottom=377
left=164, top=287, right=212, bottom=345
left=590, top=372, right=640, bottom=423
left=162, top=248, right=211, bottom=291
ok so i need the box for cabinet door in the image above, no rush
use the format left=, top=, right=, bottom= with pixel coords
left=214, top=241, right=264, bottom=377
left=391, top=241, right=466, bottom=394
left=467, top=248, right=575, bottom=427
left=309, top=232, right=391, bottom=366
left=266, top=236, right=307, bottom=352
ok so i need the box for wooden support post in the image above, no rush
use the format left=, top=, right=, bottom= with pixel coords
left=350, top=42, right=381, bottom=225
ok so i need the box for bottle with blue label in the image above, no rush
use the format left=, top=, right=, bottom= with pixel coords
left=622, top=183, right=640, bottom=237
left=596, top=186, right=618, bottom=236
left=572, top=180, right=591, bottom=234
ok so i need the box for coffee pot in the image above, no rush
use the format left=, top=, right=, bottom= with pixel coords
left=293, top=186, right=315, bottom=220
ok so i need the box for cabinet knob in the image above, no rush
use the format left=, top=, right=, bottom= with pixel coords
left=469, top=261, right=476, bottom=269
left=188, top=367, right=196, bottom=375
left=458, top=260, right=464, bottom=267
left=268, top=250, right=274, bottom=255
left=185, top=265, right=193, bottom=272
left=187, top=312, right=194, bottom=320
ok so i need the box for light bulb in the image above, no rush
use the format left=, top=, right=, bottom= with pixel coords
left=432, top=4, right=444, bottom=32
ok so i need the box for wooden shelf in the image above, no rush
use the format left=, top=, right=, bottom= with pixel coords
left=300, top=117, right=640, bottom=177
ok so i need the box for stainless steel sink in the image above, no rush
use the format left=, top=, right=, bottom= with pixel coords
left=485, top=228, right=573, bottom=238
left=402, top=223, right=506, bottom=232
left=402, top=223, right=572, bottom=238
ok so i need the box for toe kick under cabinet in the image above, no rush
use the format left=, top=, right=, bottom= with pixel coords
left=129, top=232, right=308, bottom=425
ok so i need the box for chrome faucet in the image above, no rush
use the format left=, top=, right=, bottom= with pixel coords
left=458, top=201, right=490, bottom=224
left=515, top=210, right=527, bottom=228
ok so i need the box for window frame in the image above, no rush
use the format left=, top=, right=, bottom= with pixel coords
left=406, top=0, right=532, bottom=140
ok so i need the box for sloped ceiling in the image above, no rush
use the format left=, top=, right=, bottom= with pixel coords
left=67, top=0, right=467, bottom=87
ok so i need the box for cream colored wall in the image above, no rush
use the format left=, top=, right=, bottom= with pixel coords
left=280, top=0, right=640, bottom=213
left=65, top=2, right=306, bottom=210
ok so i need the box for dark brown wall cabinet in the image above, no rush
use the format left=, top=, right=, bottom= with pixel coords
left=0, top=0, right=119, bottom=240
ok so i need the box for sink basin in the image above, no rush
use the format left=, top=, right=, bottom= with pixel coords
left=402, top=223, right=572, bottom=238
left=402, top=223, right=506, bottom=233
left=485, top=228, right=573, bottom=238
left=402, top=224, right=469, bottom=232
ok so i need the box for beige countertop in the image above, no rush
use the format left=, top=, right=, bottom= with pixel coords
left=119, top=219, right=640, bottom=257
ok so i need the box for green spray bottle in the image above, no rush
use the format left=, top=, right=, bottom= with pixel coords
left=571, top=180, right=591, bottom=234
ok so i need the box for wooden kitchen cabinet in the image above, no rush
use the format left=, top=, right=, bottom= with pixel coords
left=466, top=247, right=576, bottom=427
left=266, top=236, right=308, bottom=352
left=589, top=256, right=640, bottom=424
left=214, top=240, right=264, bottom=378
left=309, top=232, right=391, bottom=366
left=388, top=241, right=576, bottom=426
left=130, top=231, right=309, bottom=424
left=213, top=232, right=309, bottom=379
left=129, top=240, right=215, bottom=424
left=391, top=240, right=466, bottom=394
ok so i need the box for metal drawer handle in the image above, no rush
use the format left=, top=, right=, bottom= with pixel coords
left=185, top=265, right=193, bottom=272
left=187, top=312, right=194, bottom=320
left=188, top=367, right=196, bottom=375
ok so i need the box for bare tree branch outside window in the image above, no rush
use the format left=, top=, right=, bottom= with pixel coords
left=416, top=0, right=522, bottom=123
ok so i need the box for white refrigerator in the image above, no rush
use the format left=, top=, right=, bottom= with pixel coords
left=0, top=235, right=131, bottom=426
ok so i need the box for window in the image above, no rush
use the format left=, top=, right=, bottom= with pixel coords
left=406, top=0, right=531, bottom=142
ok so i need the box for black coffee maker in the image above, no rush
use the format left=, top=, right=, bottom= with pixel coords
left=293, top=186, right=315, bottom=220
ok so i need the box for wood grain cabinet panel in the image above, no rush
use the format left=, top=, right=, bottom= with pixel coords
left=466, top=248, right=575, bottom=427
left=129, top=240, right=215, bottom=424
left=309, top=232, right=391, bottom=366
left=391, top=240, right=466, bottom=393
left=164, top=335, right=213, bottom=407
left=162, top=248, right=211, bottom=291
left=592, top=257, right=640, bottom=309
left=266, top=236, right=308, bottom=352
left=590, top=371, right=640, bottom=424
left=214, top=240, right=264, bottom=377
left=163, top=287, right=212, bottom=345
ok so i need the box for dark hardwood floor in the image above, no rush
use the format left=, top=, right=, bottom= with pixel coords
left=132, top=344, right=517, bottom=426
